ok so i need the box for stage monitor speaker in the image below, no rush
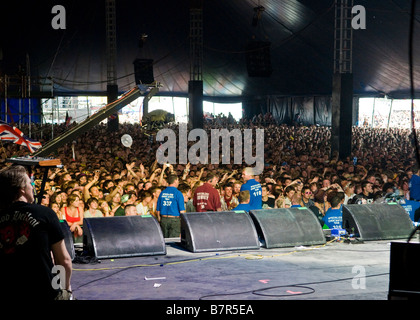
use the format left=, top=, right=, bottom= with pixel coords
left=180, top=211, right=260, bottom=253
left=249, top=208, right=326, bottom=248
left=342, top=204, right=414, bottom=241
left=133, top=59, right=154, bottom=84
left=83, top=216, right=166, bottom=259
left=246, top=41, right=272, bottom=77
left=60, top=221, right=75, bottom=261
left=388, top=241, right=420, bottom=300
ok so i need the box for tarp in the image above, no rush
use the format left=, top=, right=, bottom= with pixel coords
left=2, top=0, right=420, bottom=100
left=0, top=99, right=41, bottom=124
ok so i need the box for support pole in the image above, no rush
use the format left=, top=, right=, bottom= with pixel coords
left=331, top=73, right=353, bottom=159
left=387, top=99, right=394, bottom=129
left=189, top=0, right=204, bottom=129
left=105, top=0, right=119, bottom=132
left=331, top=0, right=354, bottom=159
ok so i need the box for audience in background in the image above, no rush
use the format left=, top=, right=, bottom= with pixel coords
left=2, top=114, right=417, bottom=237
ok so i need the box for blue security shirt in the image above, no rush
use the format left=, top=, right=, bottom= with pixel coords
left=322, top=208, right=343, bottom=229
left=233, top=203, right=251, bottom=212
left=240, top=179, right=262, bottom=210
left=156, top=186, right=185, bottom=216
left=409, top=174, right=420, bottom=201
left=401, top=200, right=420, bottom=222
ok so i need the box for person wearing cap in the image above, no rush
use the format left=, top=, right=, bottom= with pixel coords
left=240, top=167, right=262, bottom=210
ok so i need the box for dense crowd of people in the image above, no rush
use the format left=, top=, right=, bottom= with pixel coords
left=1, top=114, right=419, bottom=239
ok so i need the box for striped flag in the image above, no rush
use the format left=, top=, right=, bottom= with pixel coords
left=0, top=121, right=42, bottom=153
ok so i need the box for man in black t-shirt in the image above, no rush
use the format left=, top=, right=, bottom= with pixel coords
left=357, top=180, right=375, bottom=204
left=261, top=184, right=275, bottom=209
left=0, top=165, right=73, bottom=300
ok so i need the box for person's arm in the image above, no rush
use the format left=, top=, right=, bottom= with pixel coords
left=197, top=167, right=204, bottom=181
left=126, top=162, right=140, bottom=183
left=83, top=171, right=99, bottom=202
left=182, top=163, right=191, bottom=180
left=357, top=165, right=368, bottom=180
left=156, top=166, right=166, bottom=186
left=76, top=209, right=84, bottom=227
left=51, top=240, right=72, bottom=291
left=218, top=173, right=228, bottom=185
left=105, top=183, right=124, bottom=203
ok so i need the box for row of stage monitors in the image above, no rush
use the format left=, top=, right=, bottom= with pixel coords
left=60, top=203, right=416, bottom=261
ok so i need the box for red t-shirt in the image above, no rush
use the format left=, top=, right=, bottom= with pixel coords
left=193, top=183, right=221, bottom=212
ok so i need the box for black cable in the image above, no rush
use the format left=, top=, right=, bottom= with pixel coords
left=252, top=273, right=388, bottom=298
left=72, top=251, right=238, bottom=292
left=199, top=272, right=389, bottom=300
left=252, top=285, right=316, bottom=298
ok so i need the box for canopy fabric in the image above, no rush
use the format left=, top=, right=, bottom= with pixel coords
left=1, top=0, right=420, bottom=100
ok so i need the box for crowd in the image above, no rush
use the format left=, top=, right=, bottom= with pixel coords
left=2, top=114, right=419, bottom=239
left=360, top=109, right=420, bottom=129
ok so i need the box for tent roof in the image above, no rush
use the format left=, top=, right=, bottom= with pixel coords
left=2, top=0, right=420, bottom=100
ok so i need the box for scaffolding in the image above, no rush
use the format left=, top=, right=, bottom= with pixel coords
left=190, top=5, right=203, bottom=81
left=105, top=0, right=117, bottom=85
left=333, top=0, right=354, bottom=74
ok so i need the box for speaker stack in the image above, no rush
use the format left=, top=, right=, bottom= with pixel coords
left=57, top=203, right=418, bottom=261
left=83, top=216, right=166, bottom=259
left=246, top=41, right=272, bottom=77
left=133, top=59, right=154, bottom=84
left=180, top=211, right=260, bottom=252
left=249, top=208, right=326, bottom=248
left=342, top=203, right=414, bottom=240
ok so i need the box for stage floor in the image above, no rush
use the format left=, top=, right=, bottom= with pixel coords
left=70, top=236, right=418, bottom=302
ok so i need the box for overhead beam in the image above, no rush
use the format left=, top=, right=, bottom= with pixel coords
left=33, top=86, right=158, bottom=157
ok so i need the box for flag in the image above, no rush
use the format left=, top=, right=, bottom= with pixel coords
left=0, top=121, right=42, bottom=153
left=65, top=111, right=72, bottom=127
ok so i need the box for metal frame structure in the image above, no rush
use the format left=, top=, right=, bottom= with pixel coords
left=333, top=0, right=354, bottom=74
left=105, top=0, right=118, bottom=86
